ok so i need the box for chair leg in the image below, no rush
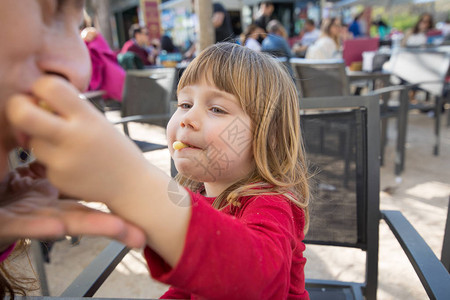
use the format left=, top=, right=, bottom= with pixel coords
left=123, top=123, right=129, bottom=136
left=380, top=118, right=388, bottom=167
left=441, top=198, right=450, bottom=273
left=447, top=103, right=450, bottom=127
left=31, top=240, right=50, bottom=296
left=395, top=89, right=409, bottom=177
left=433, top=96, right=442, bottom=156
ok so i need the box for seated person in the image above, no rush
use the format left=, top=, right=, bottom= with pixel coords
left=261, top=20, right=292, bottom=58
left=292, top=19, right=320, bottom=57
left=240, top=24, right=265, bottom=52
left=402, top=13, right=434, bottom=47
left=306, top=18, right=342, bottom=60
left=120, top=24, right=156, bottom=66
left=161, top=35, right=179, bottom=53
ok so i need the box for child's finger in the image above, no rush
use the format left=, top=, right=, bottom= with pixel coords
left=0, top=214, right=65, bottom=240
left=58, top=202, right=146, bottom=248
left=7, top=94, right=67, bottom=144
left=31, top=76, right=94, bottom=119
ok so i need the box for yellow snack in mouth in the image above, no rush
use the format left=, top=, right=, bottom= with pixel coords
left=38, top=100, right=53, bottom=112
left=173, top=141, right=188, bottom=150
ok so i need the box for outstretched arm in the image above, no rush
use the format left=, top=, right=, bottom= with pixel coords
left=0, top=168, right=146, bottom=249
left=6, top=76, right=191, bottom=266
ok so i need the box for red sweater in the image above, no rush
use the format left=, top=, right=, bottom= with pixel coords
left=144, top=189, right=309, bottom=300
left=120, top=40, right=151, bottom=65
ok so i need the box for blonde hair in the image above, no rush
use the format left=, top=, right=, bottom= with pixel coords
left=176, top=43, right=309, bottom=230
left=0, top=241, right=37, bottom=299
left=321, top=18, right=341, bottom=47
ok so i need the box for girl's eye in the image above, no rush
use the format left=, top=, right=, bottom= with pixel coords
left=211, top=107, right=226, bottom=114
left=178, top=103, right=192, bottom=109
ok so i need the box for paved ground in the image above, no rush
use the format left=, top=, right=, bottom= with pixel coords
left=12, top=108, right=450, bottom=299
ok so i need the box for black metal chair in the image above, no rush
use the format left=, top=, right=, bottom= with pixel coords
left=113, top=68, right=177, bottom=152
left=441, top=198, right=450, bottom=273
left=383, top=48, right=450, bottom=156
left=300, top=95, right=450, bottom=300
left=25, top=95, right=450, bottom=300
left=291, top=58, right=350, bottom=98
left=291, top=58, right=411, bottom=178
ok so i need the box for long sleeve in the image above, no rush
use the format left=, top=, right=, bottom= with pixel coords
left=144, top=190, right=308, bottom=300
left=160, top=286, right=191, bottom=299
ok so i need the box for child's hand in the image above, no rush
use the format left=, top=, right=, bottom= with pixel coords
left=0, top=170, right=146, bottom=248
left=6, top=76, right=150, bottom=207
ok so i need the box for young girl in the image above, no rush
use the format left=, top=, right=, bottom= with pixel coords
left=306, top=17, right=342, bottom=60
left=7, top=43, right=310, bottom=299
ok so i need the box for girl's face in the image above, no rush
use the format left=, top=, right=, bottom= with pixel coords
left=419, top=16, right=432, bottom=32
left=167, top=80, right=255, bottom=196
left=0, top=0, right=90, bottom=177
left=249, top=27, right=265, bottom=39
left=330, top=20, right=341, bottom=38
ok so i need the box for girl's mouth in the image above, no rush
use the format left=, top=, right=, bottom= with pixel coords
left=173, top=141, right=201, bottom=150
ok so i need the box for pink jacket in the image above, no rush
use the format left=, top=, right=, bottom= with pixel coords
left=85, top=34, right=125, bottom=102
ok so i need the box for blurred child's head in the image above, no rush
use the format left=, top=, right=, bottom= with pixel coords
left=0, top=0, right=90, bottom=178
left=322, top=17, right=342, bottom=44
left=414, top=12, right=434, bottom=34
left=168, top=43, right=309, bottom=212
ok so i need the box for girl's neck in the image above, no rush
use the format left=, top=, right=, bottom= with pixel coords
left=203, top=182, right=228, bottom=198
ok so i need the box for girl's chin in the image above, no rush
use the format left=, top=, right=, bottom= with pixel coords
left=175, top=165, right=217, bottom=183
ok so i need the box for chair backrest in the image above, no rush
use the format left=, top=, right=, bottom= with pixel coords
left=291, top=58, right=350, bottom=97
left=121, top=68, right=177, bottom=127
left=117, top=52, right=145, bottom=70
left=299, top=95, right=381, bottom=299
left=384, top=48, right=450, bottom=96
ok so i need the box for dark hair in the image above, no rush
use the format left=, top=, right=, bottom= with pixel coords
left=412, top=12, right=434, bottom=34
left=161, top=35, right=178, bottom=53
left=129, top=24, right=144, bottom=39
left=241, top=24, right=260, bottom=45
left=259, top=1, right=274, bottom=8
left=305, top=19, right=315, bottom=27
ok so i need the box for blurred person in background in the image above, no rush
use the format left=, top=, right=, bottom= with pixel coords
left=441, top=15, right=450, bottom=40
left=261, top=20, right=292, bottom=58
left=120, top=24, right=157, bottom=65
left=402, top=12, right=435, bottom=47
left=240, top=24, right=265, bottom=52
left=306, top=18, right=342, bottom=60
left=212, top=2, right=233, bottom=43
left=292, top=19, right=321, bottom=57
left=254, top=1, right=275, bottom=32
left=349, top=12, right=365, bottom=38
left=80, top=11, right=125, bottom=102
left=161, top=35, right=180, bottom=53
left=183, top=1, right=233, bottom=59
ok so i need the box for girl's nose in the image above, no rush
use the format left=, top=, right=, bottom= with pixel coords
left=38, top=25, right=91, bottom=92
left=180, top=110, right=200, bottom=130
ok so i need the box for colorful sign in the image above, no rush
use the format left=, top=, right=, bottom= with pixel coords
left=140, top=0, right=161, bottom=40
